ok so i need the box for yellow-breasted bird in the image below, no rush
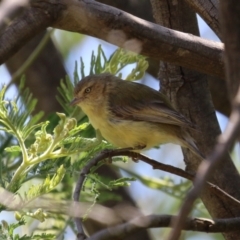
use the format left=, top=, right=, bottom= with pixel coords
left=70, top=73, right=202, bottom=158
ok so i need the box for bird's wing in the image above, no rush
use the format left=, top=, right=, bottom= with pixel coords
left=108, top=81, right=194, bottom=128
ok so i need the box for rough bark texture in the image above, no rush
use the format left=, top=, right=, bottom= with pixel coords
left=0, top=0, right=224, bottom=79
left=184, top=0, right=221, bottom=39
left=1, top=0, right=229, bottom=116
left=97, top=0, right=230, bottom=117
left=150, top=0, right=240, bottom=239
left=220, top=1, right=240, bottom=101
left=208, top=76, right=230, bottom=116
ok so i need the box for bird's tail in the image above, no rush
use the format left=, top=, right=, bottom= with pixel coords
left=181, top=131, right=205, bottom=159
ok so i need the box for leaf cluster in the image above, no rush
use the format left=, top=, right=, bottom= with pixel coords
left=0, top=46, right=149, bottom=239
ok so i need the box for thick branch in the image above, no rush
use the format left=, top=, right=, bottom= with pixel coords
left=148, top=1, right=240, bottom=239
left=184, top=0, right=221, bottom=39
left=0, top=5, right=56, bottom=63
left=0, top=0, right=27, bottom=32
left=220, top=1, right=240, bottom=100
left=51, top=0, right=224, bottom=78
left=0, top=0, right=224, bottom=79
left=168, top=86, right=240, bottom=240
left=97, top=0, right=230, bottom=117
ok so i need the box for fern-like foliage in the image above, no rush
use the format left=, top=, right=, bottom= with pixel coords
left=57, top=45, right=148, bottom=118
left=0, top=45, right=149, bottom=239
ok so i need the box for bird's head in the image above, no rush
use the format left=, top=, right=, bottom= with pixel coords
left=70, top=73, right=112, bottom=109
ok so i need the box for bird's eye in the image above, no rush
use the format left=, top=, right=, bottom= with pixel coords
left=85, top=87, right=91, bottom=93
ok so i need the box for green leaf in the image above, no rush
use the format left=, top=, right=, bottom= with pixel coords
left=0, top=44, right=151, bottom=239
left=4, top=146, right=21, bottom=152
left=26, top=165, right=66, bottom=201
left=109, top=177, right=135, bottom=187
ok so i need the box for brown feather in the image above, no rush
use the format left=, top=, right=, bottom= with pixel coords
left=107, top=76, right=195, bottom=129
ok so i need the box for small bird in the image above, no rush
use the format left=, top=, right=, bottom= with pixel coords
left=70, top=73, right=202, bottom=158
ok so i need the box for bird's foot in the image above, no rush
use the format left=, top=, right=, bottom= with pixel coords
left=133, top=144, right=146, bottom=151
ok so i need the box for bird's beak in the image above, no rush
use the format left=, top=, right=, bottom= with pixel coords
left=70, top=97, right=81, bottom=106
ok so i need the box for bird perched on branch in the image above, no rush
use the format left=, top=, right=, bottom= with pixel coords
left=70, top=73, right=202, bottom=158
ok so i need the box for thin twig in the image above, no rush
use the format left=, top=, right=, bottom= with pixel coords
left=137, top=153, right=240, bottom=207
left=1, top=186, right=240, bottom=238
left=87, top=214, right=240, bottom=240
left=73, top=148, right=134, bottom=239
left=6, top=29, right=54, bottom=91
left=73, top=148, right=240, bottom=239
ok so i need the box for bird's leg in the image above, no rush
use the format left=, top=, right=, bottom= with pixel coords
left=133, top=144, right=146, bottom=150
left=101, top=145, right=146, bottom=164
left=102, top=145, right=145, bottom=154
left=131, top=144, right=146, bottom=162
left=101, top=147, right=134, bottom=156
left=101, top=147, right=133, bottom=165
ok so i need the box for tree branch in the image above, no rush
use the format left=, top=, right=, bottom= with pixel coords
left=0, top=0, right=224, bottom=78
left=220, top=1, right=240, bottom=100
left=0, top=3, right=59, bottom=63
left=97, top=0, right=230, bottom=117
left=73, top=149, right=240, bottom=239
left=184, top=0, right=221, bottom=39
left=168, top=71, right=240, bottom=240
left=1, top=186, right=239, bottom=239
left=167, top=1, right=240, bottom=239
left=0, top=0, right=28, bottom=31
left=88, top=214, right=240, bottom=240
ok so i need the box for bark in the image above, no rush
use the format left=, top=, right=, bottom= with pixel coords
left=184, top=0, right=221, bottom=39
left=97, top=0, right=230, bottom=117
left=0, top=0, right=230, bottom=116
left=220, top=1, right=240, bottom=100
left=208, top=76, right=230, bottom=116
left=150, top=0, right=240, bottom=239
left=0, top=0, right=224, bottom=78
